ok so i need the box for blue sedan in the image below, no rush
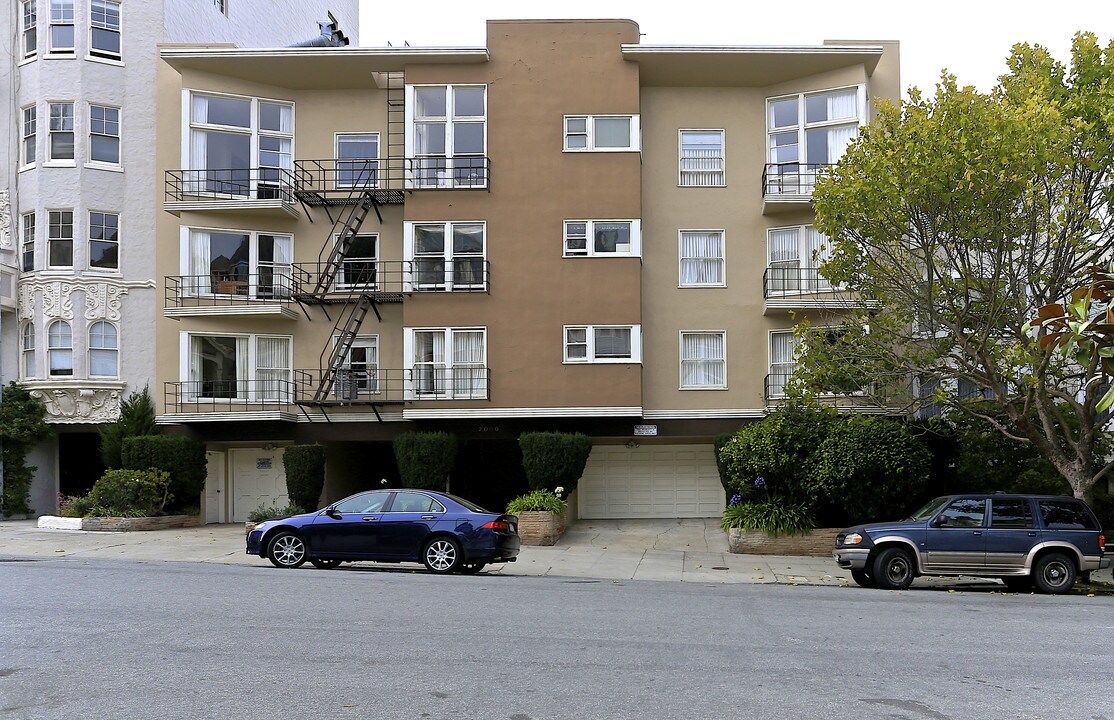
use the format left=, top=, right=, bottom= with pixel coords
left=246, top=489, right=520, bottom=574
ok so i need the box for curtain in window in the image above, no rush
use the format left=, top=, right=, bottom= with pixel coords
left=88, top=322, right=118, bottom=377
left=187, top=97, right=209, bottom=193
left=187, top=231, right=212, bottom=295
left=414, top=332, right=445, bottom=395
left=258, top=235, right=292, bottom=298
left=452, top=331, right=485, bottom=398
left=826, top=125, right=857, bottom=164
left=806, top=227, right=833, bottom=291
left=682, top=333, right=725, bottom=387
left=256, top=336, right=290, bottom=401
left=769, top=332, right=797, bottom=396
left=680, top=232, right=723, bottom=285
left=188, top=336, right=202, bottom=400
left=826, top=90, right=857, bottom=121
left=235, top=336, right=249, bottom=399
left=768, top=228, right=800, bottom=293
left=680, top=132, right=724, bottom=187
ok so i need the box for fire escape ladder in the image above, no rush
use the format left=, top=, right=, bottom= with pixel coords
left=313, top=293, right=374, bottom=403
left=312, top=191, right=377, bottom=297
left=386, top=71, right=406, bottom=190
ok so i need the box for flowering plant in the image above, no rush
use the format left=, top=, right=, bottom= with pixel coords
left=506, top=489, right=568, bottom=515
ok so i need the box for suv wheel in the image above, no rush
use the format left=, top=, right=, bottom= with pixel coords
left=850, top=569, right=876, bottom=588
left=1032, top=552, right=1076, bottom=595
left=872, top=547, right=915, bottom=590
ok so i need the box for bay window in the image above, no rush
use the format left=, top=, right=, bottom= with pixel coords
left=184, top=228, right=292, bottom=298
left=89, top=322, right=118, bottom=377
left=21, top=213, right=35, bottom=272
left=22, top=106, right=36, bottom=167
left=89, top=104, right=120, bottom=165
left=90, top=0, right=120, bottom=59
left=407, top=85, right=486, bottom=188
left=89, top=211, right=119, bottom=270
left=407, top=328, right=487, bottom=399
left=22, top=323, right=36, bottom=378
left=766, top=86, right=864, bottom=194
left=48, top=210, right=73, bottom=268
left=49, top=0, right=74, bottom=54
left=48, top=102, right=74, bottom=162
left=22, top=0, right=37, bottom=59
left=48, top=320, right=73, bottom=376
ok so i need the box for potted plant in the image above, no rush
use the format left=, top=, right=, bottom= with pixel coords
left=507, top=488, right=568, bottom=546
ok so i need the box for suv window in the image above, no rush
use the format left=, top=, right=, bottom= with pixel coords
left=1038, top=500, right=1098, bottom=530
left=937, top=498, right=986, bottom=527
left=990, top=498, right=1034, bottom=528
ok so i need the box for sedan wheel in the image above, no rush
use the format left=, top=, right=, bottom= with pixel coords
left=267, top=531, right=307, bottom=569
left=310, top=559, right=342, bottom=570
left=423, top=537, right=462, bottom=574
left=459, top=562, right=486, bottom=575
left=872, top=547, right=915, bottom=590
left=1032, top=552, right=1076, bottom=595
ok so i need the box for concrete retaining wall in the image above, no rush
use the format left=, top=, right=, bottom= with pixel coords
left=38, top=515, right=202, bottom=532
left=728, top=528, right=840, bottom=557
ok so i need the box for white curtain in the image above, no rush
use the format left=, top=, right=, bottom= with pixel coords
left=827, top=124, right=857, bottom=163
left=826, top=89, right=857, bottom=121
left=769, top=332, right=797, bottom=396
left=268, top=235, right=293, bottom=298
left=256, top=336, right=290, bottom=401
left=187, top=230, right=211, bottom=296
left=235, top=336, right=249, bottom=399
left=768, top=228, right=800, bottom=293
left=681, top=333, right=725, bottom=387
left=188, top=336, right=202, bottom=401
left=806, top=227, right=833, bottom=291
left=414, top=331, right=446, bottom=395
left=452, top=331, right=485, bottom=398
left=187, top=96, right=209, bottom=193
left=680, top=232, right=723, bottom=285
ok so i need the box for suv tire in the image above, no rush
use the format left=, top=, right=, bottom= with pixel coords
left=1032, top=552, right=1076, bottom=595
left=850, top=569, right=876, bottom=588
left=872, top=547, right=915, bottom=590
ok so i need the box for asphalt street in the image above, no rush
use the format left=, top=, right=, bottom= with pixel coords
left=1, top=557, right=1111, bottom=720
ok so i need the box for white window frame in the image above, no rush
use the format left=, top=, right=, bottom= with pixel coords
left=766, top=224, right=838, bottom=294
left=678, top=129, right=725, bottom=187
left=48, top=0, right=75, bottom=54
left=47, top=209, right=74, bottom=269
left=403, top=327, right=488, bottom=400
left=184, top=90, right=295, bottom=199
left=334, top=132, right=380, bottom=189
left=181, top=331, right=293, bottom=402
left=21, top=0, right=37, bottom=60
left=563, top=325, right=642, bottom=364
left=88, top=103, right=120, bottom=167
left=334, top=232, right=379, bottom=290
left=48, top=319, right=73, bottom=377
left=88, top=0, right=121, bottom=61
left=679, top=331, right=727, bottom=390
left=562, top=219, right=641, bottom=258
left=88, top=321, right=119, bottom=378
left=563, top=114, right=640, bottom=152
left=179, top=226, right=293, bottom=299
left=332, top=334, right=380, bottom=398
left=678, top=229, right=725, bottom=287
left=20, top=105, right=36, bottom=169
left=88, top=210, right=119, bottom=271
left=765, top=85, right=866, bottom=194
left=403, top=221, right=487, bottom=291
left=47, top=101, right=75, bottom=165
left=767, top=329, right=798, bottom=398
left=21, top=322, right=36, bottom=379
left=21, top=212, right=36, bottom=272
left=404, top=84, right=488, bottom=189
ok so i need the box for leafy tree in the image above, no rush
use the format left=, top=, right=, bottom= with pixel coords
left=798, top=33, right=1114, bottom=501
left=518, top=432, right=592, bottom=493
left=99, top=385, right=159, bottom=469
left=0, top=383, right=53, bottom=515
left=393, top=432, right=457, bottom=490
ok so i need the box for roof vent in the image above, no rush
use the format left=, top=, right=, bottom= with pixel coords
left=287, top=15, right=349, bottom=48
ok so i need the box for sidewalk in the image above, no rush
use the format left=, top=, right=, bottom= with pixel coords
left=1, top=519, right=1109, bottom=591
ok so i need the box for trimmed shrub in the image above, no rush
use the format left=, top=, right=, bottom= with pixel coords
left=248, top=503, right=306, bottom=523
left=100, top=385, right=159, bottom=470
left=122, top=435, right=207, bottom=513
left=812, top=415, right=932, bottom=523
left=518, top=432, right=592, bottom=493
left=713, top=432, right=735, bottom=491
left=393, top=432, right=457, bottom=490
left=59, top=495, right=93, bottom=518
left=283, top=445, right=326, bottom=511
left=0, top=382, right=53, bottom=516
left=85, top=468, right=172, bottom=517
left=720, top=498, right=815, bottom=537
left=506, top=489, right=568, bottom=515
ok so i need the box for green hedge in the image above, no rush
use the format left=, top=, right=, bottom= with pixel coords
left=518, top=432, right=592, bottom=493
left=283, top=445, right=326, bottom=511
left=99, top=386, right=159, bottom=470
left=0, top=382, right=53, bottom=516
left=84, top=468, right=172, bottom=517
left=122, top=435, right=207, bottom=513
left=393, top=432, right=457, bottom=490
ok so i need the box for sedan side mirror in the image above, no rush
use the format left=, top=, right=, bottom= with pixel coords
left=931, top=516, right=946, bottom=528
left=325, top=506, right=341, bottom=519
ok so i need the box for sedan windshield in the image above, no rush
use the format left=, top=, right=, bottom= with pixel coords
left=907, top=496, right=950, bottom=521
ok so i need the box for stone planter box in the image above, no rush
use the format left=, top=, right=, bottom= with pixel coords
left=727, top=527, right=840, bottom=557
left=517, top=511, right=566, bottom=546
left=38, top=515, right=202, bottom=532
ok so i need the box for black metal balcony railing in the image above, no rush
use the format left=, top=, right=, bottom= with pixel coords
left=165, top=273, right=294, bottom=309
left=293, top=157, right=491, bottom=196
left=291, top=260, right=491, bottom=298
left=164, top=168, right=297, bottom=202
left=762, top=266, right=841, bottom=297
left=762, top=163, right=832, bottom=196
left=163, top=379, right=297, bottom=414
left=764, top=370, right=796, bottom=400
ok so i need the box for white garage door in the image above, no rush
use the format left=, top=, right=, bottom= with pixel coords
left=578, top=444, right=725, bottom=519
left=230, top=447, right=288, bottom=522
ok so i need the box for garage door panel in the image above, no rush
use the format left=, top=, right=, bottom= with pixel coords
left=579, top=444, right=724, bottom=519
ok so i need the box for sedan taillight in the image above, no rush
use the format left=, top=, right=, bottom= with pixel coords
left=480, top=520, right=511, bottom=532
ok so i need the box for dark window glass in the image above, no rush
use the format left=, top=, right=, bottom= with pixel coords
left=937, top=498, right=986, bottom=528
left=1039, top=500, right=1098, bottom=530
left=334, top=492, right=388, bottom=514
left=990, top=498, right=1033, bottom=529
left=387, top=492, right=442, bottom=513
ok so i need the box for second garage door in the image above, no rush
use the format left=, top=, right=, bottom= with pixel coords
left=577, top=444, right=725, bottom=519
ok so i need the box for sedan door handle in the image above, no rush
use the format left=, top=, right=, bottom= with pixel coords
left=972, top=531, right=983, bottom=536
left=1027, top=532, right=1037, bottom=537
left=421, top=515, right=437, bottom=520
left=362, top=516, right=378, bottom=522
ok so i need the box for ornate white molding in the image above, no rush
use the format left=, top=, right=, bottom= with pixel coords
left=17, top=283, right=35, bottom=321
left=18, top=276, right=156, bottom=291
left=17, top=277, right=155, bottom=322
left=26, top=381, right=125, bottom=424
left=84, top=284, right=130, bottom=321
left=42, top=282, right=75, bottom=320
left=0, top=189, right=11, bottom=250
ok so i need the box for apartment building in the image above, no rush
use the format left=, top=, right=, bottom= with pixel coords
left=152, top=19, right=899, bottom=522
left=2, top=0, right=358, bottom=515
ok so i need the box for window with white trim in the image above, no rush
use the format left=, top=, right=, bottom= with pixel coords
left=22, top=323, right=36, bottom=379
left=679, top=130, right=724, bottom=186
left=679, top=230, right=724, bottom=286
left=766, top=225, right=835, bottom=294
left=405, top=222, right=486, bottom=290
left=564, top=114, right=640, bottom=152
left=21, top=0, right=37, bottom=59
left=187, top=333, right=291, bottom=401
left=766, top=86, right=864, bottom=193
left=89, top=104, right=120, bottom=165
left=184, top=228, right=292, bottom=298
left=680, top=332, right=726, bottom=389
left=407, top=84, right=487, bottom=188
left=48, top=102, right=75, bottom=162
left=333, top=335, right=379, bottom=398
left=407, top=328, right=487, bottom=399
left=336, top=233, right=378, bottom=289
left=90, top=0, right=120, bottom=59
left=48, top=320, right=73, bottom=376
left=563, top=220, right=641, bottom=257
left=48, top=210, right=73, bottom=268
left=187, top=92, right=293, bottom=198
left=564, top=325, right=642, bottom=363
left=89, top=321, right=118, bottom=377
left=768, top=330, right=797, bottom=397
left=89, top=212, right=118, bottom=270
left=49, top=0, right=75, bottom=53
left=21, top=106, right=36, bottom=167
left=335, top=133, right=379, bottom=188
left=21, top=213, right=35, bottom=272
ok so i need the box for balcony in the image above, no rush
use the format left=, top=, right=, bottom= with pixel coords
left=762, top=163, right=831, bottom=214
left=164, top=273, right=298, bottom=319
left=160, top=379, right=300, bottom=423
left=764, top=369, right=875, bottom=408
left=762, top=266, right=864, bottom=314
left=292, top=156, right=491, bottom=206
left=291, top=260, right=490, bottom=304
left=164, top=168, right=300, bottom=216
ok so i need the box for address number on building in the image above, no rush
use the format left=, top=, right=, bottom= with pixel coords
left=633, top=425, right=658, bottom=436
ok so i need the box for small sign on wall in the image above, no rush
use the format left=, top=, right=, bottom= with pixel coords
left=256, top=458, right=273, bottom=470
left=633, top=424, right=658, bottom=436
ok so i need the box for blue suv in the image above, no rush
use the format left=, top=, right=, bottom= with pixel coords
left=833, top=494, right=1108, bottom=594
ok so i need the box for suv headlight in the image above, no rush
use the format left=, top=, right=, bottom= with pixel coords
left=842, top=533, right=864, bottom=546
